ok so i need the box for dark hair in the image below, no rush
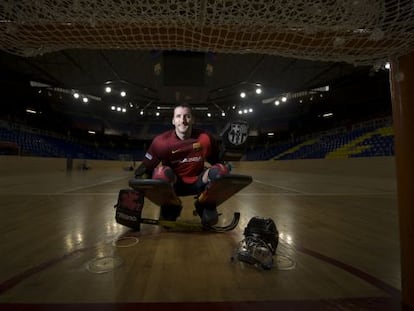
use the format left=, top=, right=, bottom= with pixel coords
left=173, top=103, right=193, bottom=116
left=174, top=103, right=192, bottom=112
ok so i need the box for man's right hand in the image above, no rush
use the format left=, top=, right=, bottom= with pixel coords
left=134, top=163, right=151, bottom=179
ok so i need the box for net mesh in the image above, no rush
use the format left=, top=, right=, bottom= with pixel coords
left=0, top=0, right=413, bottom=65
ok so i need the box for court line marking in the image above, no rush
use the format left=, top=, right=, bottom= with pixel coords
left=0, top=235, right=400, bottom=301
left=0, top=193, right=397, bottom=198
left=276, top=238, right=400, bottom=298
left=0, top=193, right=120, bottom=196
left=253, top=179, right=308, bottom=194
left=252, top=179, right=395, bottom=196
left=61, top=176, right=129, bottom=193
left=237, top=192, right=396, bottom=196
left=0, top=176, right=130, bottom=196
left=0, top=192, right=396, bottom=197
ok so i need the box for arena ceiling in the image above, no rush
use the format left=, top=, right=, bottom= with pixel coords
left=0, top=0, right=405, bottom=126
left=0, top=49, right=379, bottom=120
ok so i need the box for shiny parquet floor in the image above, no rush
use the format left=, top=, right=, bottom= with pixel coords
left=0, top=157, right=401, bottom=310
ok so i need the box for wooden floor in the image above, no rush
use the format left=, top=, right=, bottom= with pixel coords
left=0, top=157, right=401, bottom=310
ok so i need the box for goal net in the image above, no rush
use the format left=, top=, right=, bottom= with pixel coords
left=0, top=0, right=413, bottom=65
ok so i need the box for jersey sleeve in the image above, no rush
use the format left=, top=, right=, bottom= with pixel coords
left=141, top=137, right=162, bottom=170
left=206, top=133, right=221, bottom=165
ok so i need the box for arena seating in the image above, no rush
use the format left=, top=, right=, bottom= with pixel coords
left=244, top=119, right=394, bottom=161
left=1, top=118, right=394, bottom=162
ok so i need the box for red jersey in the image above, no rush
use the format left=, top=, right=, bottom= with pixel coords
left=142, top=129, right=219, bottom=184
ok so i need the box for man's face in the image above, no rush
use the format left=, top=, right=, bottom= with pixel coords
left=172, top=106, right=193, bottom=138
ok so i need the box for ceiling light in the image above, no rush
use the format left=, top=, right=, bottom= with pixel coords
left=122, top=108, right=126, bottom=113
left=240, top=92, right=246, bottom=98
left=105, top=86, right=111, bottom=93
left=117, top=107, right=121, bottom=111
left=156, top=112, right=160, bottom=116
left=120, top=91, right=126, bottom=97
left=82, top=97, right=88, bottom=103
left=73, top=92, right=79, bottom=99
left=281, top=96, right=287, bottom=102
left=221, top=112, right=226, bottom=117
left=140, top=110, right=144, bottom=115
left=255, top=88, right=262, bottom=94
left=274, top=100, right=280, bottom=106
left=111, top=106, right=116, bottom=110
left=207, top=112, right=211, bottom=117
left=249, top=108, right=253, bottom=112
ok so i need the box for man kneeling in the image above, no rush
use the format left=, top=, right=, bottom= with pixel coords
left=134, top=104, right=229, bottom=226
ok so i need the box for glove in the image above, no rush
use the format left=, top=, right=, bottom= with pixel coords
left=134, top=163, right=151, bottom=179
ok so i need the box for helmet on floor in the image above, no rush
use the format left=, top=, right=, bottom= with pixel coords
left=232, top=216, right=279, bottom=270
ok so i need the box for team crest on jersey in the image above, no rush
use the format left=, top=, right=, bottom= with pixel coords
left=228, top=122, right=248, bottom=146
left=145, top=152, right=153, bottom=160
left=193, top=142, right=201, bottom=152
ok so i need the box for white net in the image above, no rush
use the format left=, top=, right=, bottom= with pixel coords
left=0, top=0, right=413, bottom=65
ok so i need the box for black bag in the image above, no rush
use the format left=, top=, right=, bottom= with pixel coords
left=114, top=189, right=144, bottom=231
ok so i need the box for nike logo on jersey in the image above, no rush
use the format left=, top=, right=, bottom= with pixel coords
left=193, top=142, right=201, bottom=152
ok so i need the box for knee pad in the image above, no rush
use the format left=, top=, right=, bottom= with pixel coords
left=152, top=166, right=177, bottom=184
left=207, top=163, right=229, bottom=182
